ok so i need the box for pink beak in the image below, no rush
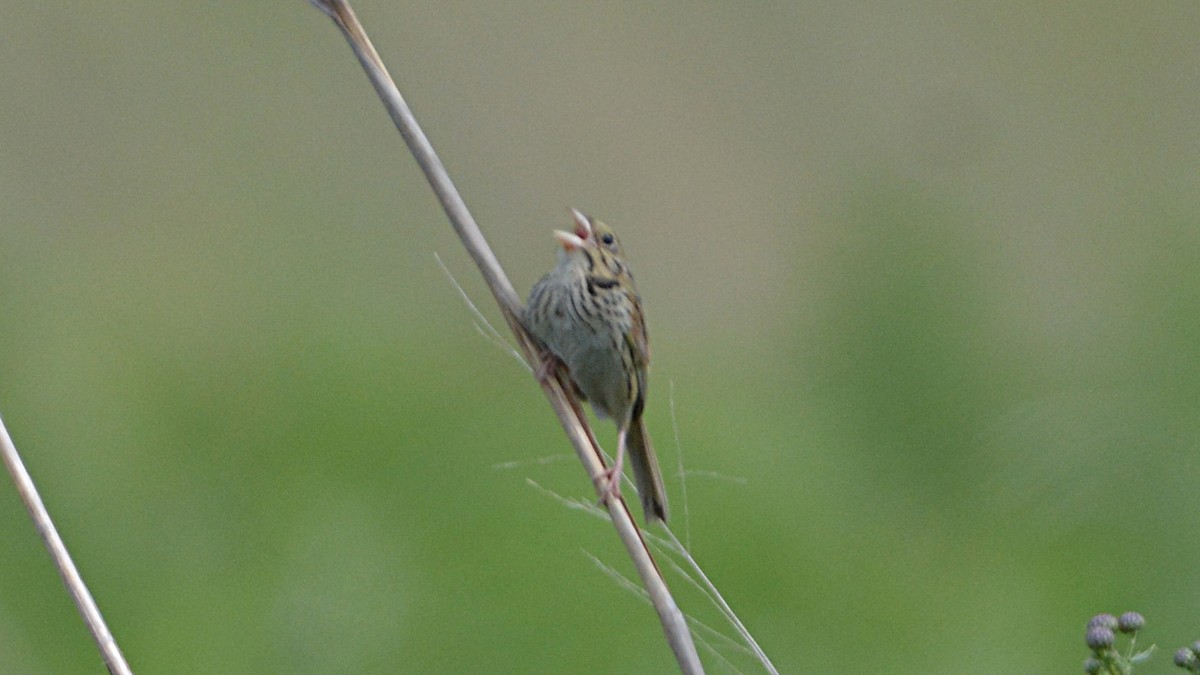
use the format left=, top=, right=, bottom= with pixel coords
left=554, top=207, right=593, bottom=250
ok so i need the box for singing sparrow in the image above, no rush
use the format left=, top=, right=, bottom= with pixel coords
left=524, top=209, right=668, bottom=523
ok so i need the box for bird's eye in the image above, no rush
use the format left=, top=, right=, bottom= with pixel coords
left=601, top=233, right=615, bottom=246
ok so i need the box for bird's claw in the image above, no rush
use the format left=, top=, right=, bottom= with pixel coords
left=534, top=352, right=563, bottom=384
left=594, top=466, right=623, bottom=508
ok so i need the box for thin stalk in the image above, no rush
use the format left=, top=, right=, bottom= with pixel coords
left=0, top=414, right=132, bottom=675
left=308, top=1, right=702, bottom=671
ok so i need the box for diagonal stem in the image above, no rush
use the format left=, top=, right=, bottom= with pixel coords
left=308, top=1, right=702, bottom=671
left=0, top=414, right=132, bottom=675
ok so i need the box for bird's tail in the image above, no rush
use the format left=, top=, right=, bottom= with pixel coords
left=626, top=415, right=668, bottom=523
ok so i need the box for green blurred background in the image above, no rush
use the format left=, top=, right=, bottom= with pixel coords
left=1, top=2, right=1198, bottom=673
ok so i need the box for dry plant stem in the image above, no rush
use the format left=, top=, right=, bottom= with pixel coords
left=309, top=1, right=702, bottom=672
left=0, top=414, right=132, bottom=675
left=657, top=529, right=779, bottom=674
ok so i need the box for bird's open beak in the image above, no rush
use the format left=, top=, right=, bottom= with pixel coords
left=554, top=207, right=593, bottom=250
left=569, top=207, right=593, bottom=240
left=553, top=229, right=587, bottom=250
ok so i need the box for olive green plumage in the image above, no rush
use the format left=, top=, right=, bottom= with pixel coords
left=524, top=209, right=668, bottom=523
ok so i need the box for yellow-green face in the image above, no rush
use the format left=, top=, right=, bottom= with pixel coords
left=572, top=217, right=630, bottom=282
left=588, top=219, right=623, bottom=258
left=555, top=210, right=631, bottom=279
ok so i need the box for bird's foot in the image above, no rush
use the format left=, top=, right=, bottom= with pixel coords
left=594, top=466, right=624, bottom=508
left=533, top=352, right=564, bottom=384
left=594, top=438, right=626, bottom=509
